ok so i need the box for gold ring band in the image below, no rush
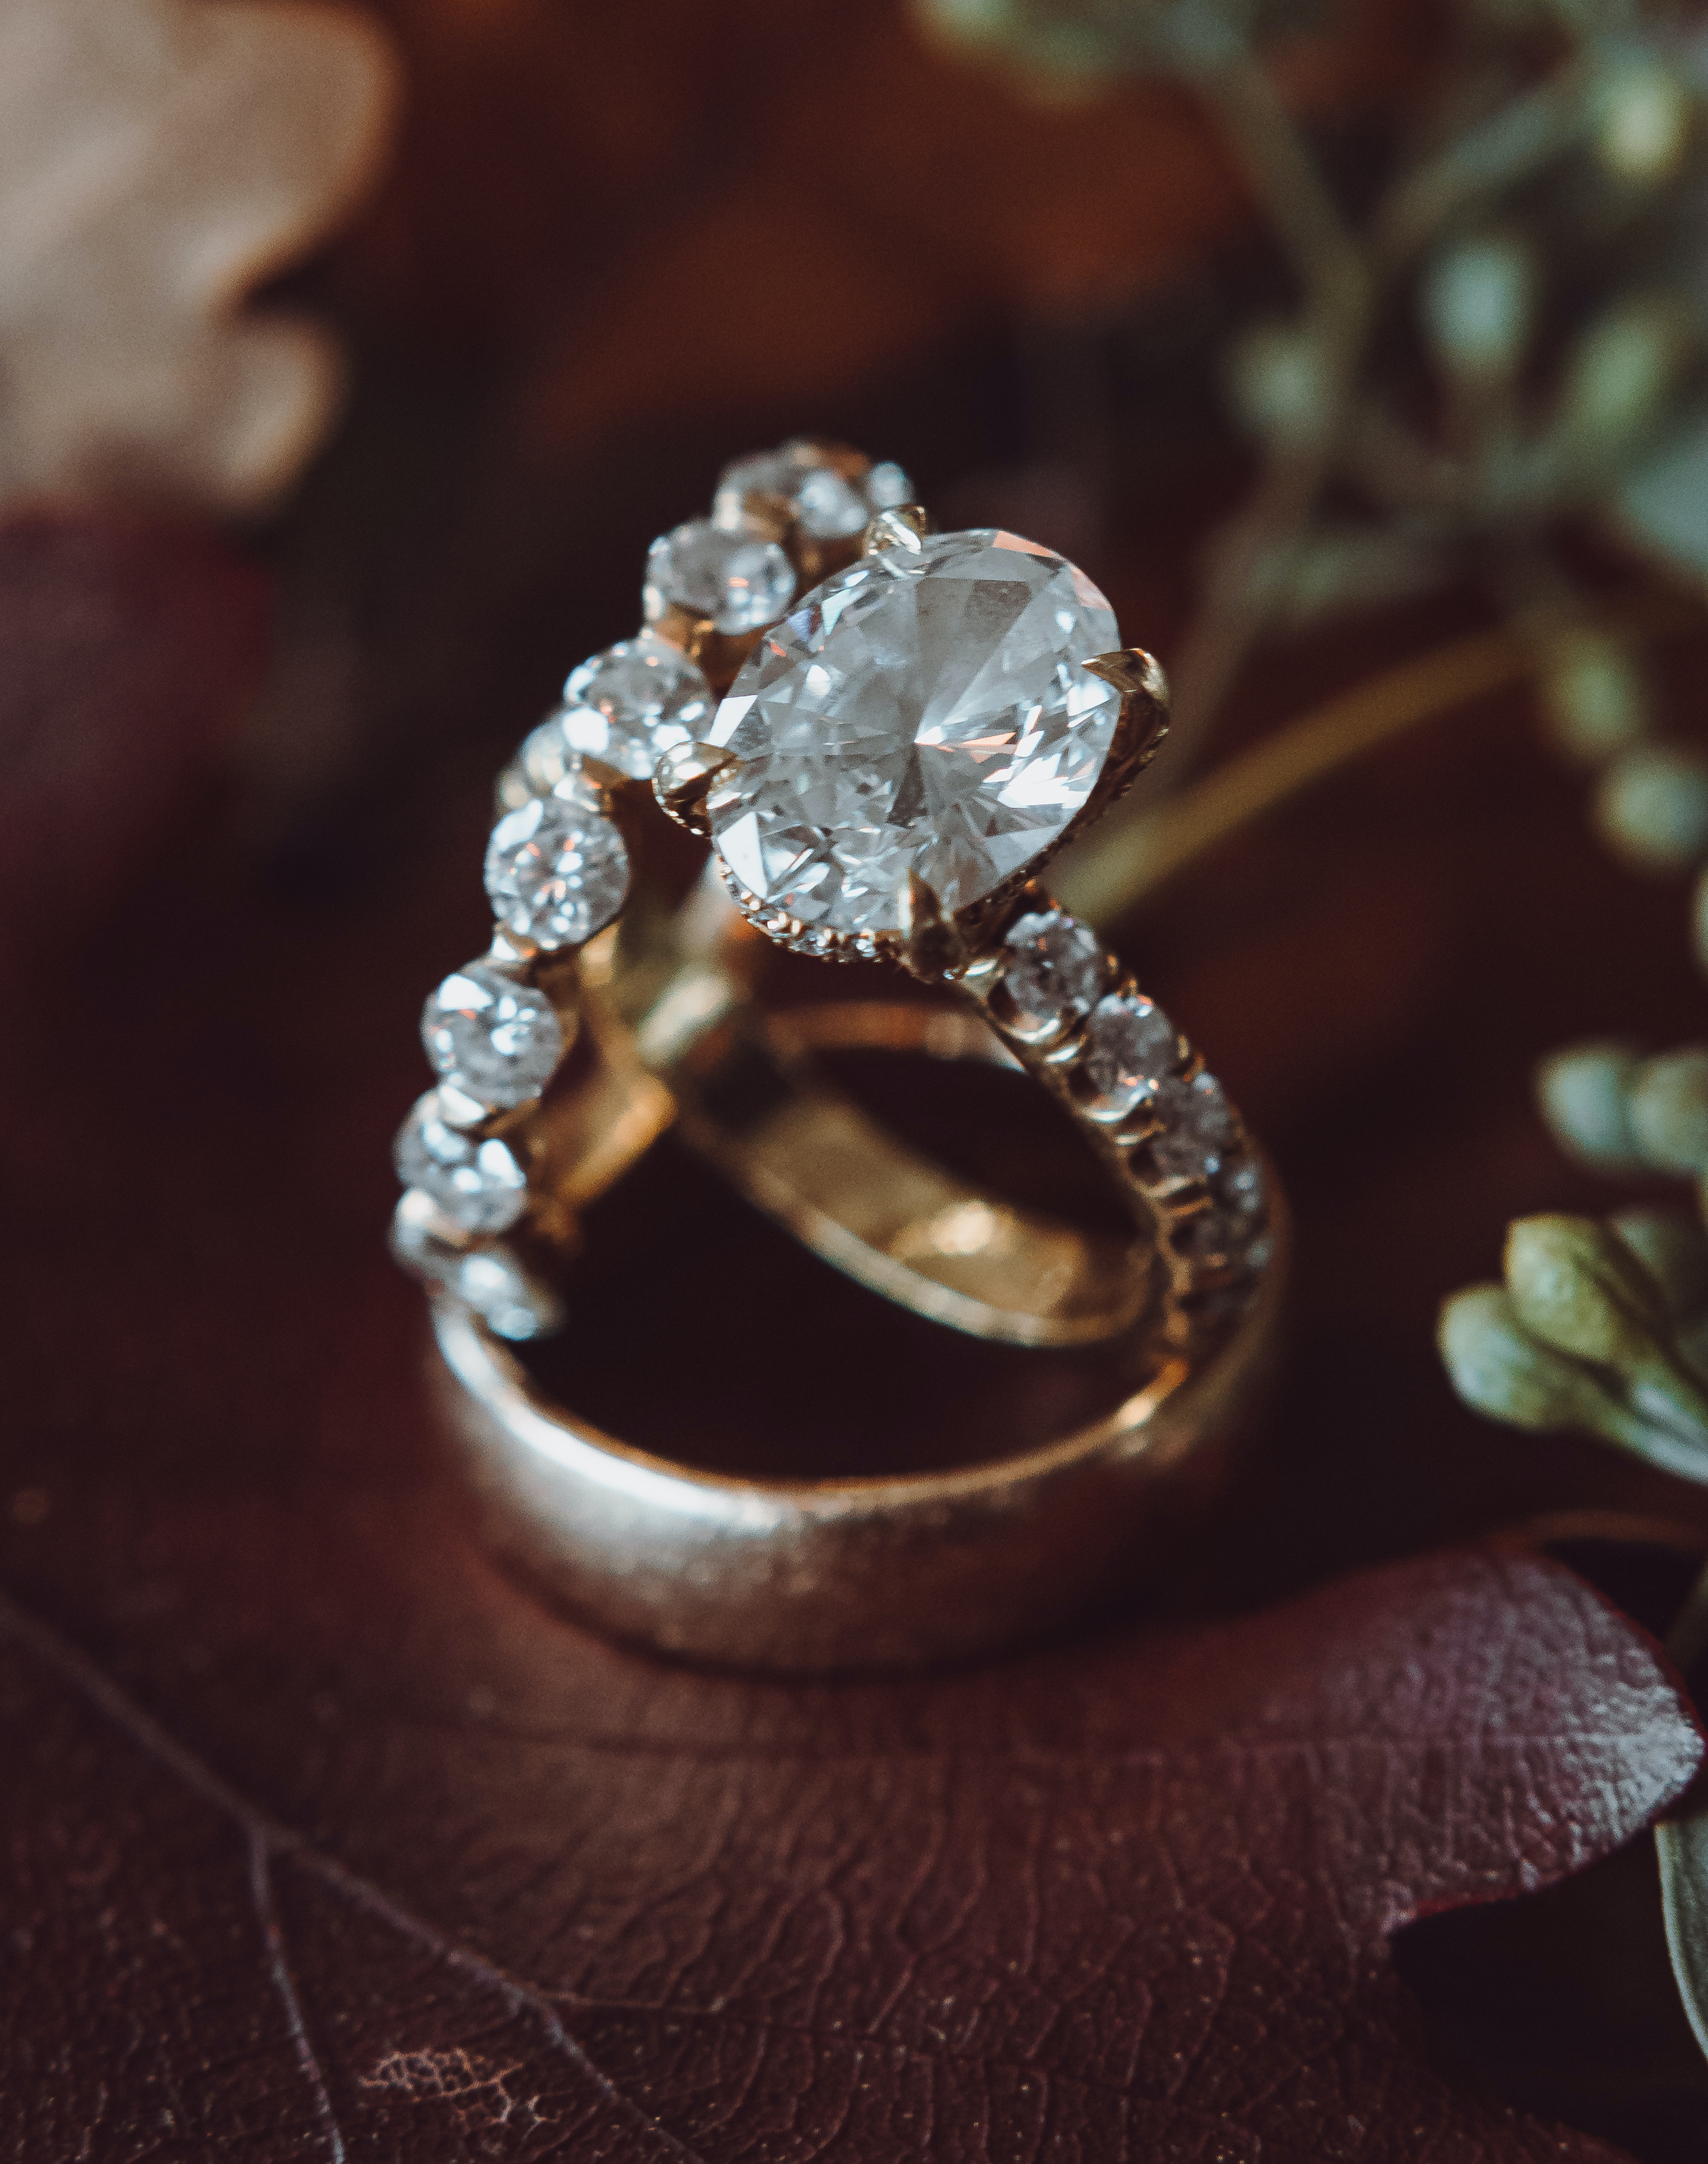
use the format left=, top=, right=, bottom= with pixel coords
left=389, top=438, right=1284, bottom=1663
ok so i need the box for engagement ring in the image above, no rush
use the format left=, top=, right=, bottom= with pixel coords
left=391, top=439, right=1284, bottom=1668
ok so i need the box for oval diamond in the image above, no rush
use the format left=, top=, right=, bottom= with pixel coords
left=705, top=529, right=1121, bottom=937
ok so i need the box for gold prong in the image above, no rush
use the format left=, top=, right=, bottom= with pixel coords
left=653, top=740, right=740, bottom=839
left=1085, top=645, right=1170, bottom=784
left=897, top=868, right=969, bottom=983
left=861, top=505, right=935, bottom=558
left=1084, top=647, right=1167, bottom=703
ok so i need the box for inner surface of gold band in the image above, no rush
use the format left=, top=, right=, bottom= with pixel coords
left=527, top=929, right=1154, bottom=1348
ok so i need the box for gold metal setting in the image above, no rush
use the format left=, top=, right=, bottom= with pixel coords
left=652, top=739, right=740, bottom=839
left=861, top=502, right=936, bottom=554
left=395, top=442, right=1285, bottom=1670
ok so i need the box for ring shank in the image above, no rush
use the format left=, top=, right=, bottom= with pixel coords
left=602, top=944, right=1154, bottom=1346
left=431, top=1222, right=1283, bottom=1671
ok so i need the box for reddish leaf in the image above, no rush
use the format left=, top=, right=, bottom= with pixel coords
left=0, top=1507, right=1696, bottom=2163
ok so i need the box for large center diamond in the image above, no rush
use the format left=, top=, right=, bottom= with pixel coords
left=705, top=528, right=1122, bottom=938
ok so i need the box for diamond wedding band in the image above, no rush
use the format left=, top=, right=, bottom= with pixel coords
left=390, top=438, right=1284, bottom=1667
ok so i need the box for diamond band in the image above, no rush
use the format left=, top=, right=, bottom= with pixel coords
left=390, top=436, right=1273, bottom=1351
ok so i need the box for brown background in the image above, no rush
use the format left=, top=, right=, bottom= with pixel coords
left=6, top=0, right=1708, bottom=2154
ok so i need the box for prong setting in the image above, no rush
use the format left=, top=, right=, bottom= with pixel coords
left=897, top=869, right=972, bottom=984
left=654, top=739, right=742, bottom=839
left=861, top=504, right=935, bottom=556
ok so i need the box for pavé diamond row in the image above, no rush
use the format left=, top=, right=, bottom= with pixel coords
left=974, top=905, right=1270, bottom=1298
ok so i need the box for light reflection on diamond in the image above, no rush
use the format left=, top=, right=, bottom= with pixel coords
left=393, top=1093, right=528, bottom=1233
left=1080, top=992, right=1178, bottom=1122
left=713, top=442, right=917, bottom=542
left=484, top=790, right=629, bottom=950
left=421, top=960, right=565, bottom=1111
left=645, top=518, right=795, bottom=634
left=705, top=528, right=1120, bottom=936
left=552, top=634, right=713, bottom=781
left=997, top=910, right=1105, bottom=1040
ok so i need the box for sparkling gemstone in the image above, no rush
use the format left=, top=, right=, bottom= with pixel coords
left=390, top=1187, right=472, bottom=1279
left=645, top=518, right=796, bottom=635
left=1217, top=1156, right=1266, bottom=1230
left=484, top=790, right=629, bottom=951
left=455, top=1247, right=564, bottom=1341
left=394, top=1093, right=529, bottom=1233
left=421, top=959, right=565, bottom=1112
left=555, top=634, right=714, bottom=781
left=714, top=443, right=917, bottom=542
left=1078, top=991, right=1179, bottom=1121
left=998, top=908, right=1105, bottom=1039
left=504, top=717, right=583, bottom=806
left=706, top=528, right=1120, bottom=935
left=794, top=467, right=870, bottom=539
left=866, top=461, right=912, bottom=510
left=1147, top=1070, right=1238, bottom=1180
left=1162, top=1152, right=1268, bottom=1273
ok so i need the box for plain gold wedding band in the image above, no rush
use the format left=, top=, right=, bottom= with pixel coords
left=429, top=1205, right=1285, bottom=1672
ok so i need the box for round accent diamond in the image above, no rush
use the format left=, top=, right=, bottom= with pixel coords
left=394, top=1093, right=528, bottom=1233
left=706, top=528, right=1120, bottom=937
left=1079, top=991, right=1179, bottom=1122
left=714, top=443, right=917, bottom=542
left=997, top=908, right=1106, bottom=1040
left=865, top=460, right=912, bottom=510
left=421, top=960, right=565, bottom=1112
left=505, top=717, right=584, bottom=804
left=1217, top=1156, right=1266, bottom=1230
left=455, top=1247, right=563, bottom=1341
left=390, top=1187, right=472, bottom=1279
left=556, top=634, right=714, bottom=782
left=1147, top=1071, right=1238, bottom=1180
left=644, top=518, right=796, bottom=635
left=484, top=790, right=629, bottom=951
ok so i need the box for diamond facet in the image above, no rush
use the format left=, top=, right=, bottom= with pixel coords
left=644, top=518, right=796, bottom=635
left=997, top=908, right=1106, bottom=1040
left=1079, top=991, right=1178, bottom=1122
left=555, top=634, right=714, bottom=781
left=394, top=1093, right=529, bottom=1233
left=421, top=960, right=565, bottom=1112
left=484, top=790, right=629, bottom=951
left=706, top=529, right=1120, bottom=938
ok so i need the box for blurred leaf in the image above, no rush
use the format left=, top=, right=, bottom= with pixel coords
left=0, top=0, right=396, bottom=512
left=1614, top=414, right=1708, bottom=586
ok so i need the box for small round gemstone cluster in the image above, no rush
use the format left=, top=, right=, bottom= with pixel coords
left=980, top=907, right=1270, bottom=1302
left=394, top=439, right=909, bottom=1338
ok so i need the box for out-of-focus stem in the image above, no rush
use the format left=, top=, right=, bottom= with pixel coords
left=1156, top=54, right=1372, bottom=783
left=1060, top=590, right=1696, bottom=928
